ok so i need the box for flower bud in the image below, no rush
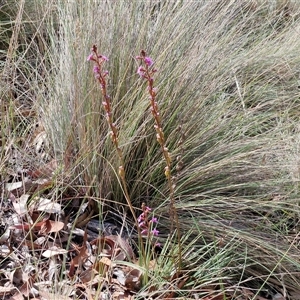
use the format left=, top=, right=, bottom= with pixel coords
left=165, top=153, right=171, bottom=165
left=118, top=166, right=125, bottom=178
left=102, top=101, right=108, bottom=109
left=164, top=166, right=170, bottom=178
left=156, top=134, right=162, bottom=145
left=110, top=131, right=116, bottom=140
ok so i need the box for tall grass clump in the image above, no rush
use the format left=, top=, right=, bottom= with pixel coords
left=0, top=0, right=54, bottom=185
left=2, top=0, right=300, bottom=297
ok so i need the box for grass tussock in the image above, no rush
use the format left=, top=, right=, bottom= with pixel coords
left=2, top=0, right=300, bottom=298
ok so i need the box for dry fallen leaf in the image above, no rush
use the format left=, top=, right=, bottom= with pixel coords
left=6, top=178, right=35, bottom=195
left=12, top=194, right=30, bottom=216
left=114, top=268, right=126, bottom=285
left=6, top=181, right=23, bottom=191
left=10, top=219, right=64, bottom=235
left=93, top=256, right=112, bottom=278
left=9, top=292, right=24, bottom=300
left=79, top=268, right=98, bottom=284
left=30, top=197, right=62, bottom=214
left=69, top=239, right=90, bottom=277
left=33, top=131, right=47, bottom=155
left=19, top=276, right=35, bottom=298
left=28, top=159, right=57, bottom=179
left=91, top=235, right=135, bottom=261
left=39, top=219, right=65, bottom=234
left=42, top=246, right=68, bottom=258
left=99, top=256, right=112, bottom=267
left=0, top=285, right=16, bottom=295
left=125, top=271, right=141, bottom=292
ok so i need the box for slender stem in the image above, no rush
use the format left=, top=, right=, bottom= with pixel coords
left=137, top=50, right=182, bottom=269
left=88, top=45, right=145, bottom=259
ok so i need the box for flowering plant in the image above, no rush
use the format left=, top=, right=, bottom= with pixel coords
left=138, top=203, right=159, bottom=237
left=136, top=50, right=181, bottom=265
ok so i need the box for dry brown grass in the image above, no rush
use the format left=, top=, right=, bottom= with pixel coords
left=1, top=0, right=300, bottom=298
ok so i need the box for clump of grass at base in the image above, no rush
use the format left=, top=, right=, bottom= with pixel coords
left=86, top=45, right=183, bottom=286
left=3, top=0, right=300, bottom=297
left=0, top=0, right=52, bottom=184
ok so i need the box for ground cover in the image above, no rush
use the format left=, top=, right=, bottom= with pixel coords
left=1, top=0, right=300, bottom=299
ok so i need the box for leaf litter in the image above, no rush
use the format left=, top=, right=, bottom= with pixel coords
left=0, top=152, right=281, bottom=300
left=0, top=168, right=158, bottom=300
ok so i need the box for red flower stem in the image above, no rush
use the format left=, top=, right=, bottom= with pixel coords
left=138, top=51, right=182, bottom=268
left=89, top=45, right=144, bottom=258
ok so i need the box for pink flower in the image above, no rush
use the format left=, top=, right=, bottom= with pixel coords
left=144, top=56, right=153, bottom=67
left=151, top=228, right=159, bottom=236
left=93, top=66, right=100, bottom=73
left=87, top=53, right=94, bottom=61
left=137, top=66, right=145, bottom=77
left=141, top=229, right=148, bottom=235
left=138, top=221, right=145, bottom=228
left=99, top=55, right=109, bottom=61
left=150, top=217, right=158, bottom=223
left=138, top=213, right=145, bottom=223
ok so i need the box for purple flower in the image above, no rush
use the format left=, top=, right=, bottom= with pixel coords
left=138, top=213, right=145, bottom=223
left=151, top=228, right=159, bottom=236
left=138, top=221, right=145, bottom=228
left=141, top=229, right=148, bottom=235
left=137, top=66, right=145, bottom=77
left=87, top=53, right=94, bottom=61
left=144, top=56, right=154, bottom=67
left=150, top=217, right=158, bottom=223
left=93, top=66, right=100, bottom=73
left=99, top=55, right=109, bottom=61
